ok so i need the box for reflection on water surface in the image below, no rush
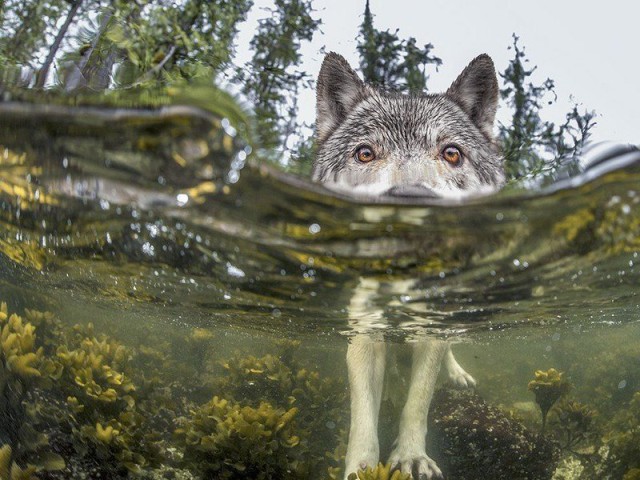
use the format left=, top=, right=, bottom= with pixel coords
left=0, top=101, right=639, bottom=479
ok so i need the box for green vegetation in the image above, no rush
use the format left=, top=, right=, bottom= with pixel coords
left=498, top=35, right=596, bottom=181
left=0, top=0, right=595, bottom=180
left=0, top=301, right=350, bottom=479
left=347, top=462, right=412, bottom=480
left=528, top=368, right=572, bottom=432
left=1, top=299, right=640, bottom=479
left=553, top=399, right=598, bottom=451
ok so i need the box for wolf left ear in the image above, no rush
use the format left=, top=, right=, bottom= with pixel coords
left=446, top=54, right=499, bottom=138
left=316, top=52, right=367, bottom=144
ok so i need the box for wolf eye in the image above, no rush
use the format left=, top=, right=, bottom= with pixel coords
left=442, top=146, right=462, bottom=165
left=355, top=145, right=376, bottom=163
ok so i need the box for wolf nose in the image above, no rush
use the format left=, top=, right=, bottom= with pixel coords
left=386, top=184, right=439, bottom=198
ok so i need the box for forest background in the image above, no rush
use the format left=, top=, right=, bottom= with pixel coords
left=1, top=0, right=624, bottom=181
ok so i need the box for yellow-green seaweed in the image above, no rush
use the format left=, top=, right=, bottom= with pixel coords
left=346, top=463, right=412, bottom=480
left=602, top=391, right=640, bottom=478
left=0, top=445, right=38, bottom=480
left=623, top=468, right=640, bottom=480
left=528, top=368, right=571, bottom=432
left=553, top=399, right=598, bottom=450
left=176, top=396, right=304, bottom=479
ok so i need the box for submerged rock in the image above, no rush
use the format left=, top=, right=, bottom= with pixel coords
left=429, top=387, right=560, bottom=480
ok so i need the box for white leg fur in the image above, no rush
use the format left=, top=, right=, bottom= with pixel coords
left=388, top=340, right=447, bottom=479
left=443, top=344, right=476, bottom=388
left=344, top=337, right=386, bottom=476
left=344, top=277, right=475, bottom=479
left=344, top=277, right=386, bottom=478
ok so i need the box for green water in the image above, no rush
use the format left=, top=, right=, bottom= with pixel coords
left=0, top=101, right=639, bottom=480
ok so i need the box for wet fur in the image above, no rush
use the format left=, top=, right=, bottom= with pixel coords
left=313, top=52, right=504, bottom=199
left=312, top=53, right=505, bottom=479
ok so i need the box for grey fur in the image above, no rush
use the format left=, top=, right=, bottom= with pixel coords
left=313, top=53, right=505, bottom=480
left=312, top=53, right=504, bottom=199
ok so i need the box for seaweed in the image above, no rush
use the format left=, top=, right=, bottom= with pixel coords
left=552, top=399, right=598, bottom=451
left=177, top=341, right=349, bottom=479
left=429, top=387, right=560, bottom=480
left=1, top=302, right=168, bottom=478
left=346, top=462, right=411, bottom=480
left=601, top=391, right=640, bottom=479
left=0, top=445, right=38, bottom=480
left=528, top=368, right=571, bottom=432
left=623, top=468, right=640, bottom=480
left=175, top=396, right=303, bottom=479
left=0, top=303, right=65, bottom=475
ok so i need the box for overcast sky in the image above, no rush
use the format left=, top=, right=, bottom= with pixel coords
left=235, top=0, right=639, bottom=144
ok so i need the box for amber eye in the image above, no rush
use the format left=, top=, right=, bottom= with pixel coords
left=442, top=145, right=462, bottom=165
left=355, top=145, right=376, bottom=163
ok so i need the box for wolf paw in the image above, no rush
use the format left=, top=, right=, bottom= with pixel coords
left=447, top=363, right=476, bottom=388
left=344, top=441, right=378, bottom=480
left=445, top=357, right=476, bottom=389
left=388, top=449, right=443, bottom=480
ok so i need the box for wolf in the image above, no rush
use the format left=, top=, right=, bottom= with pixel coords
left=312, top=53, right=505, bottom=479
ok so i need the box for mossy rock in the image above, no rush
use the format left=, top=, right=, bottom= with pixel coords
left=429, top=387, right=560, bottom=480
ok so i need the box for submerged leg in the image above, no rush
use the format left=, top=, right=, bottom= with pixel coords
left=388, top=339, right=447, bottom=479
left=443, top=344, right=476, bottom=388
left=344, top=336, right=386, bottom=477
left=344, top=277, right=387, bottom=478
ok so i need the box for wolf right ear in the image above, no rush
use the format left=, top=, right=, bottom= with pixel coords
left=446, top=54, right=499, bottom=138
left=316, top=53, right=366, bottom=144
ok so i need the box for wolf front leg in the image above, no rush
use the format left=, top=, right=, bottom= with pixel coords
left=344, top=277, right=386, bottom=479
left=344, top=336, right=386, bottom=477
left=388, top=339, right=447, bottom=479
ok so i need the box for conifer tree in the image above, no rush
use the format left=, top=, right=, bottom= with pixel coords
left=356, top=0, right=441, bottom=92
left=499, top=34, right=596, bottom=180
left=238, top=0, right=321, bottom=154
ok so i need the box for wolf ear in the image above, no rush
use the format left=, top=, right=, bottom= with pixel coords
left=446, top=54, right=499, bottom=137
left=316, top=52, right=366, bottom=144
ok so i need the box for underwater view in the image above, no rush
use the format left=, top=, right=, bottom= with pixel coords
left=0, top=99, right=639, bottom=480
left=1, top=0, right=640, bottom=479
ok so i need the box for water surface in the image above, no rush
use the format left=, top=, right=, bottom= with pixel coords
left=0, top=100, right=639, bottom=479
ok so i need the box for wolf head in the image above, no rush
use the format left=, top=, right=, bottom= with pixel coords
left=312, top=53, right=504, bottom=198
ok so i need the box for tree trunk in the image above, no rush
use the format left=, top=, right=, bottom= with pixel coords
left=35, top=0, right=83, bottom=88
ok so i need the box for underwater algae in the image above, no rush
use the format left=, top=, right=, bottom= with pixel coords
left=2, top=297, right=640, bottom=479
left=429, top=387, right=560, bottom=480
left=528, top=368, right=572, bottom=433
left=0, top=301, right=352, bottom=479
left=346, top=463, right=411, bottom=480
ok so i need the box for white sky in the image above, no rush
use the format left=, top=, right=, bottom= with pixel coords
left=235, top=0, right=639, bottom=144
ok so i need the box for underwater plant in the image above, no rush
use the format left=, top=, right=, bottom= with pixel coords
left=552, top=198, right=640, bottom=255
left=0, top=444, right=38, bottom=480
left=1, top=302, right=171, bottom=478
left=430, top=387, right=560, bottom=479
left=623, top=468, right=640, bottom=480
left=175, top=396, right=304, bottom=479
left=177, top=341, right=349, bottom=479
left=346, top=462, right=412, bottom=480
left=528, top=368, right=571, bottom=432
left=601, top=391, right=640, bottom=479
left=0, top=303, right=66, bottom=475
left=553, top=399, right=598, bottom=451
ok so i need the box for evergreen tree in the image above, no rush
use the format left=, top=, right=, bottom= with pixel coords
left=403, top=37, right=441, bottom=94
left=237, top=0, right=321, bottom=155
left=356, top=0, right=441, bottom=92
left=499, top=34, right=596, bottom=180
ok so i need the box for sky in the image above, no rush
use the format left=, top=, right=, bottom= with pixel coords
left=235, top=0, right=639, bottom=145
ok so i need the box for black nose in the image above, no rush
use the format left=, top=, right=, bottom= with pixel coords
left=386, top=184, right=439, bottom=198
